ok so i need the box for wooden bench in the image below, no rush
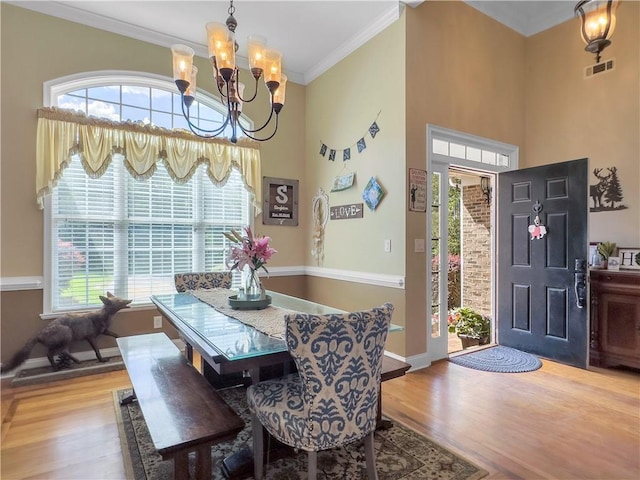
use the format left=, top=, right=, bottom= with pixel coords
left=378, top=354, right=411, bottom=429
left=117, top=333, right=245, bottom=480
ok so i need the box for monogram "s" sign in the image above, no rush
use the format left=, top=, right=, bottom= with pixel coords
left=263, top=176, right=299, bottom=226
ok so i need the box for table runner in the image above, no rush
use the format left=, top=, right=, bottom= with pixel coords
left=190, top=289, right=295, bottom=339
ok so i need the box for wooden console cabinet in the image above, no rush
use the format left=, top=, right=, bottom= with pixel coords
left=589, top=270, right=640, bottom=369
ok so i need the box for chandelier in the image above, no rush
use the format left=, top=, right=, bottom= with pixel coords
left=574, top=0, right=619, bottom=63
left=171, top=0, right=286, bottom=143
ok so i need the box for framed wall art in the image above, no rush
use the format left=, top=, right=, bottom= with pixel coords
left=362, top=176, right=385, bottom=211
left=408, top=168, right=427, bottom=212
left=331, top=172, right=355, bottom=192
left=618, top=248, right=640, bottom=270
left=263, top=176, right=299, bottom=226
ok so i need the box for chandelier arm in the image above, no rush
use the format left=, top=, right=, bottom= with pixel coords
left=216, top=82, right=229, bottom=99
left=236, top=74, right=259, bottom=103
left=185, top=122, right=227, bottom=138
left=184, top=115, right=230, bottom=136
left=238, top=107, right=275, bottom=134
left=238, top=113, right=279, bottom=142
left=180, top=96, right=232, bottom=136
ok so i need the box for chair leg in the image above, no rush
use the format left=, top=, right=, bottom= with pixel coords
left=307, top=450, right=317, bottom=480
left=252, top=414, right=264, bottom=480
left=364, top=431, right=379, bottom=480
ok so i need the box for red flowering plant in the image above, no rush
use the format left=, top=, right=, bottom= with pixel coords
left=223, top=226, right=277, bottom=296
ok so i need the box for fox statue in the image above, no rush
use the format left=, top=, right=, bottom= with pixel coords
left=1, top=292, right=132, bottom=373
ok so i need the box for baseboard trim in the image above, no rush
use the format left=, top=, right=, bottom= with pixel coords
left=404, top=352, right=432, bottom=372
left=1, top=340, right=184, bottom=380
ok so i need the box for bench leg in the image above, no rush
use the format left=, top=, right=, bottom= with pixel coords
left=173, top=452, right=189, bottom=480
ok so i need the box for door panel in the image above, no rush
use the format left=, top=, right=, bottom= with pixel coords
left=498, top=158, right=589, bottom=368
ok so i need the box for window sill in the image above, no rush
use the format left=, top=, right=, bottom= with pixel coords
left=40, top=301, right=156, bottom=320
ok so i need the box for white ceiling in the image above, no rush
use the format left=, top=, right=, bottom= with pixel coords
left=9, top=1, right=577, bottom=85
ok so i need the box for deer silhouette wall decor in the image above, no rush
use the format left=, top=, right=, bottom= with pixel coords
left=589, top=167, right=627, bottom=212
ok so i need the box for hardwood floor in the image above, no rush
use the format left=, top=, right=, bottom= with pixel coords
left=2, top=359, right=638, bottom=479
left=383, top=360, right=640, bottom=480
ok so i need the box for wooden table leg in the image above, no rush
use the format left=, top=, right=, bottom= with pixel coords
left=196, top=444, right=212, bottom=480
left=173, top=451, right=189, bottom=480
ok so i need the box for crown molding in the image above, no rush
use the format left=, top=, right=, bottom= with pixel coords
left=6, top=1, right=306, bottom=84
left=304, top=3, right=401, bottom=84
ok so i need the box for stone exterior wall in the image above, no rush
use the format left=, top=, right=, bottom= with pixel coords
left=461, top=184, right=492, bottom=316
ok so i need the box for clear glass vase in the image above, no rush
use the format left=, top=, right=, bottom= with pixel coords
left=243, top=267, right=264, bottom=300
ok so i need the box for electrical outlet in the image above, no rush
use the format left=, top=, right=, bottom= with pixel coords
left=384, top=239, right=391, bottom=252
left=153, top=316, right=162, bottom=329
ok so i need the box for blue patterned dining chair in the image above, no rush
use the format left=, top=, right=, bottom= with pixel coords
left=247, top=303, right=394, bottom=480
left=173, top=271, right=232, bottom=292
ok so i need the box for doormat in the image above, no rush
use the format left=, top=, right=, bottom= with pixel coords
left=114, top=388, right=489, bottom=480
left=11, top=356, right=125, bottom=387
left=449, top=346, right=542, bottom=373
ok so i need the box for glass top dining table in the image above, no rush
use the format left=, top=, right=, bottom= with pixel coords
left=150, top=290, right=404, bottom=479
left=150, top=290, right=402, bottom=380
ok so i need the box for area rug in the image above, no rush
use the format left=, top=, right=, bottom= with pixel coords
left=449, top=346, right=542, bottom=373
left=113, top=388, right=488, bottom=480
left=12, top=355, right=124, bottom=386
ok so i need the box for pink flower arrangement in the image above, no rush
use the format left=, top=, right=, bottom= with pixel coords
left=223, top=226, right=277, bottom=275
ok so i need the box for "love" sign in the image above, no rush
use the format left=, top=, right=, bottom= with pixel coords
left=330, top=203, right=364, bottom=220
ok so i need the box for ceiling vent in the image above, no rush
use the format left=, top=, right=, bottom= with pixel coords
left=585, top=58, right=615, bottom=79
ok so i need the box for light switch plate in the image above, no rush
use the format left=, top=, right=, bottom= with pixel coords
left=153, top=316, right=162, bottom=328
left=414, top=238, right=425, bottom=253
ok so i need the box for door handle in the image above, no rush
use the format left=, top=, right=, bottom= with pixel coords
left=574, top=258, right=587, bottom=309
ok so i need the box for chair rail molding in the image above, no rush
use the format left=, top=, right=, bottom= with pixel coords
left=1, top=276, right=44, bottom=291
left=304, top=266, right=405, bottom=289
left=2, top=269, right=405, bottom=292
left=264, top=266, right=405, bottom=289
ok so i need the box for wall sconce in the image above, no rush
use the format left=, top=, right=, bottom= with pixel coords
left=480, top=177, right=492, bottom=205
left=575, top=0, right=619, bottom=63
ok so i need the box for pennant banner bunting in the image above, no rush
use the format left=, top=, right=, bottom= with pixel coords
left=369, top=121, right=380, bottom=138
left=319, top=111, right=381, bottom=161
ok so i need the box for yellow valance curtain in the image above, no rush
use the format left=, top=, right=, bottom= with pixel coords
left=36, top=107, right=262, bottom=213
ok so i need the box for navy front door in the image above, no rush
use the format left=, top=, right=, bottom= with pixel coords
left=497, top=159, right=589, bottom=368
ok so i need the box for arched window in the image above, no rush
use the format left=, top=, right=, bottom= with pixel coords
left=44, top=72, right=251, bottom=312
